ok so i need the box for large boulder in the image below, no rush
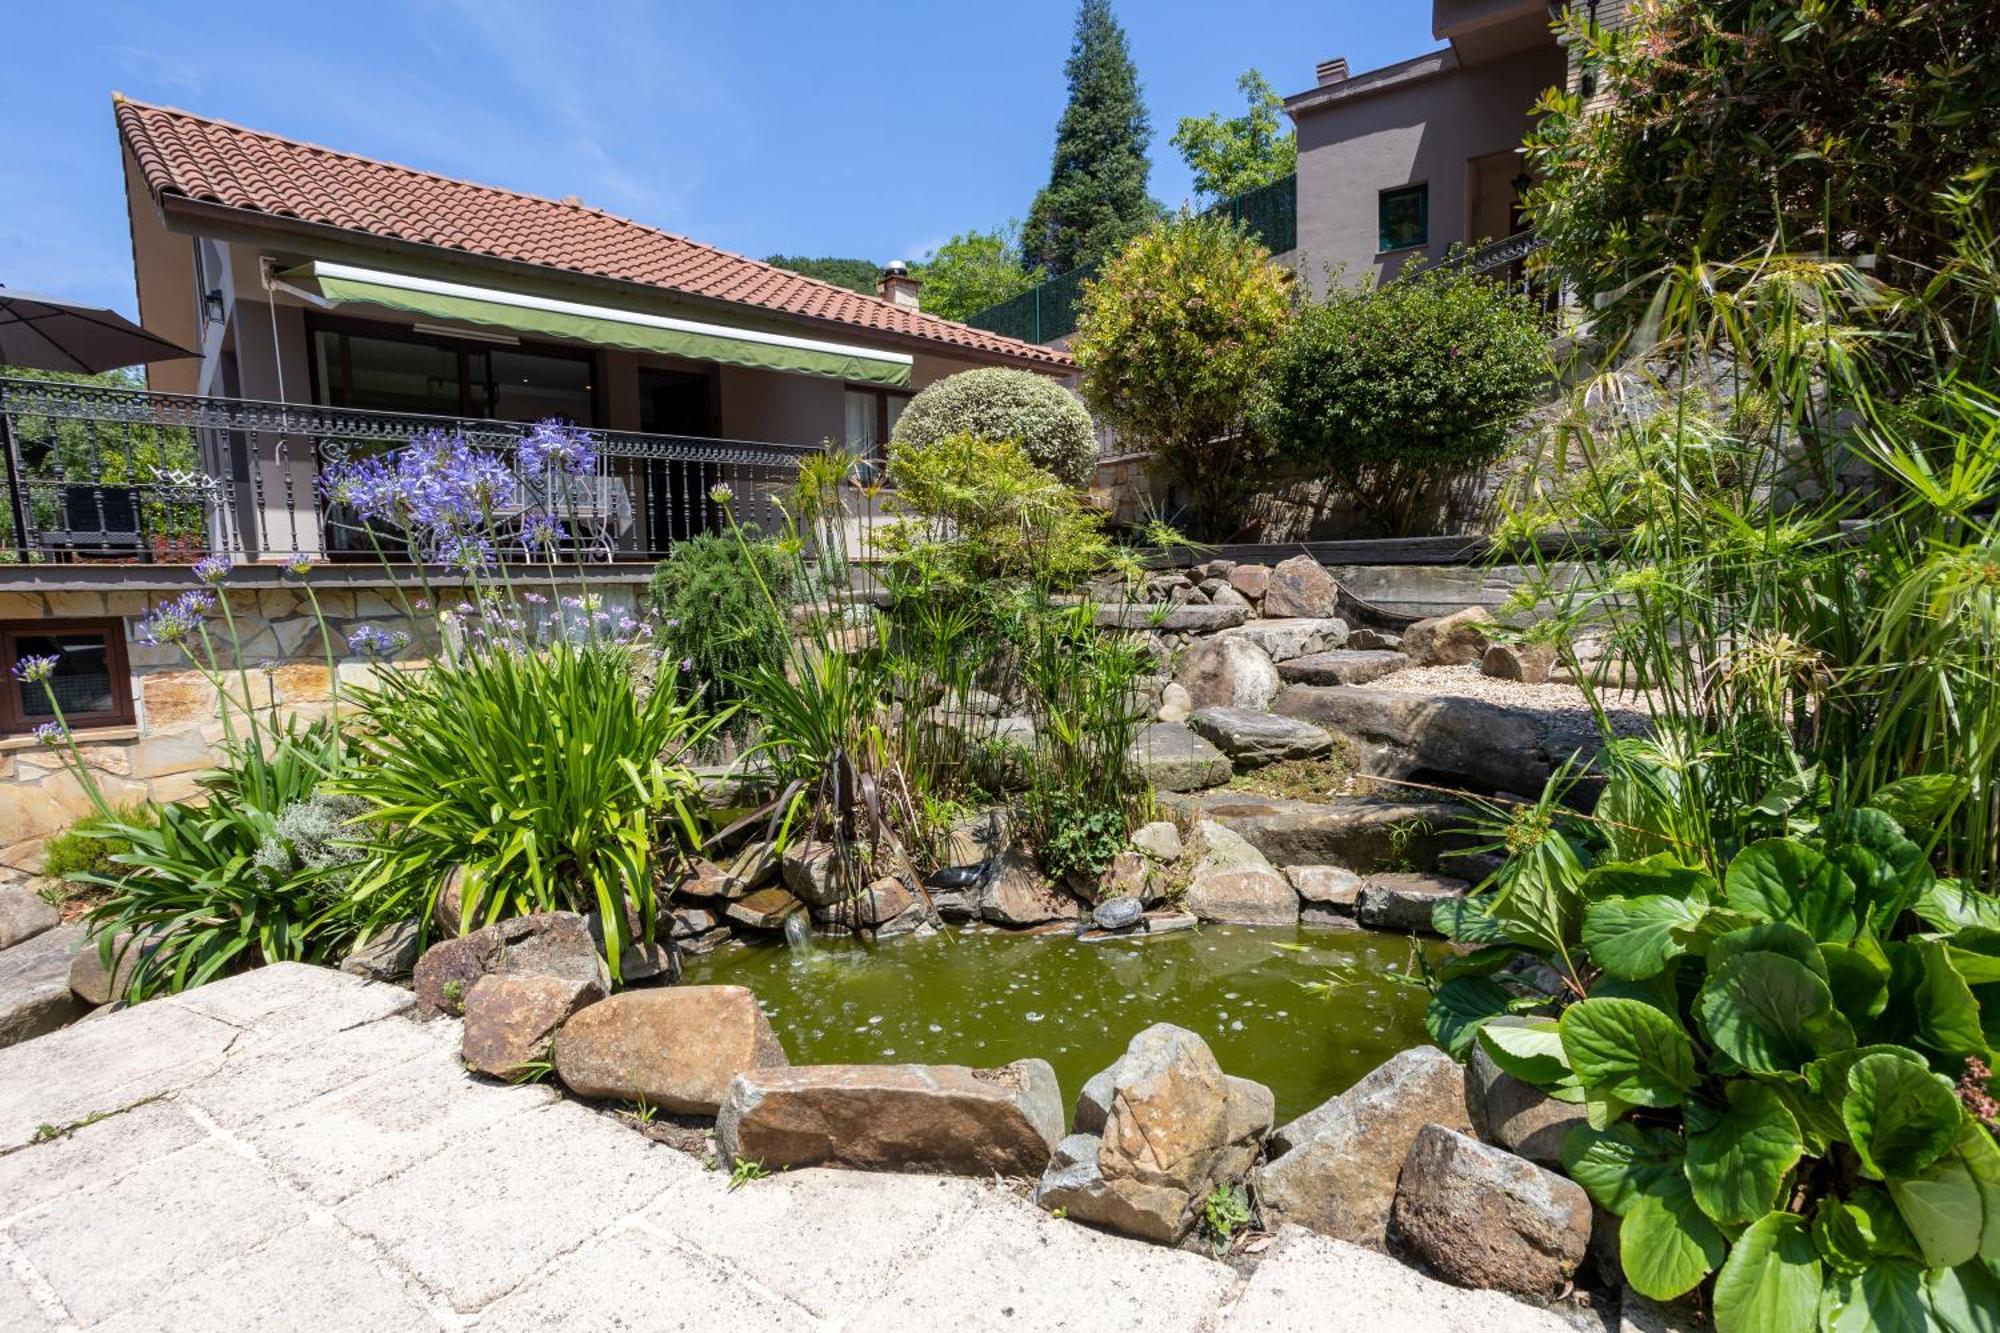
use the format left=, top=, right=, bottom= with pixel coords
left=68, top=930, right=144, bottom=1007
left=0, top=922, right=88, bottom=1048
left=1356, top=872, right=1468, bottom=934
left=1184, top=869, right=1298, bottom=927
left=0, top=885, right=60, bottom=950
left=978, top=850, right=1080, bottom=926
left=1391, top=1125, right=1592, bottom=1299
left=553, top=986, right=788, bottom=1114
left=1037, top=1024, right=1273, bottom=1244
left=411, top=912, right=608, bottom=1019
left=1277, top=650, right=1413, bottom=687
left=1275, top=686, right=1561, bottom=796
left=1255, top=1045, right=1471, bottom=1248
left=1187, top=706, right=1333, bottom=768
left=1227, top=564, right=1272, bottom=601
left=724, top=887, right=808, bottom=931
left=1466, top=1017, right=1589, bottom=1166
left=716, top=1059, right=1064, bottom=1176
left=779, top=841, right=854, bottom=907
left=460, top=973, right=602, bottom=1080
left=1176, top=794, right=1477, bottom=870
left=1125, top=722, right=1232, bottom=793
left=1263, top=556, right=1341, bottom=619
left=1218, top=618, right=1348, bottom=664
left=1284, top=865, right=1362, bottom=912
left=1175, top=638, right=1280, bottom=712
left=1130, top=820, right=1183, bottom=863
left=1482, top=642, right=1556, bottom=685
left=1402, top=607, right=1496, bottom=667
left=1095, top=603, right=1248, bottom=634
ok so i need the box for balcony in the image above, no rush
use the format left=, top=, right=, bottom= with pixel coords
left=0, top=376, right=817, bottom=579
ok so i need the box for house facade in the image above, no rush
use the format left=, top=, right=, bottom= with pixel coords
left=0, top=98, right=1069, bottom=871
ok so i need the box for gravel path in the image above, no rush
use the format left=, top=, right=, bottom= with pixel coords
left=1367, top=663, right=1654, bottom=739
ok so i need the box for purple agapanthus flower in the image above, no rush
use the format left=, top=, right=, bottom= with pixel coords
left=432, top=532, right=496, bottom=573
left=10, top=654, right=57, bottom=684
left=346, top=625, right=406, bottom=656
left=191, top=554, right=233, bottom=585
left=322, top=429, right=517, bottom=536
left=136, top=590, right=215, bottom=646
left=518, top=512, right=565, bottom=554
left=517, top=419, right=599, bottom=476
left=33, top=720, right=66, bottom=746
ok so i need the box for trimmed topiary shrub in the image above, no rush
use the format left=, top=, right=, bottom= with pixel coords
left=890, top=367, right=1098, bottom=488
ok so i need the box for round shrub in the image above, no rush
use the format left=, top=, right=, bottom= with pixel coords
left=890, top=367, right=1097, bottom=487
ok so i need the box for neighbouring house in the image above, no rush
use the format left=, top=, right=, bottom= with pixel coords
left=0, top=96, right=1070, bottom=872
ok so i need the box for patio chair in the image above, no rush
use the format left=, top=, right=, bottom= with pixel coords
left=36, top=483, right=147, bottom=559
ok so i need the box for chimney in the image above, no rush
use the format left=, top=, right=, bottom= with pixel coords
left=1316, top=56, right=1349, bottom=86
left=876, top=261, right=922, bottom=311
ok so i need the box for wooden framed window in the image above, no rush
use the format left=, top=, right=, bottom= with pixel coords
left=1379, top=183, right=1430, bottom=253
left=1, top=619, right=136, bottom=735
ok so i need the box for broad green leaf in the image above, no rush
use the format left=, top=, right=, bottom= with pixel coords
left=1755, top=768, right=1820, bottom=818
left=1709, top=921, right=1828, bottom=978
left=1823, top=935, right=1892, bottom=1024
left=1621, top=1182, right=1729, bottom=1301
left=1588, top=970, right=1682, bottom=1016
left=1583, top=894, right=1704, bottom=980
left=1914, top=880, right=2000, bottom=933
left=1562, top=1120, right=1685, bottom=1216
left=1581, top=853, right=1719, bottom=904
left=1890, top=1150, right=1985, bottom=1270
left=1819, top=1260, right=1938, bottom=1333
left=1491, top=828, right=1588, bottom=956
left=1948, top=928, right=2000, bottom=986
left=1883, top=941, right=1991, bottom=1063
left=1433, top=944, right=1519, bottom=982
left=1957, top=1121, right=2000, bottom=1266
left=1425, top=976, right=1514, bottom=1059
left=1713, top=1212, right=1824, bottom=1333
left=1726, top=837, right=1859, bottom=942
left=1812, top=1187, right=1921, bottom=1273
left=1868, top=775, right=1967, bottom=828
left=1476, top=1017, right=1576, bottom=1094
left=1561, top=997, right=1697, bottom=1108
left=1697, top=951, right=1856, bottom=1074
left=1431, top=894, right=1512, bottom=945
left=1929, top=1260, right=2000, bottom=1333
left=1825, top=808, right=1935, bottom=933
left=1843, top=1050, right=1965, bottom=1179
left=1685, top=1081, right=1805, bottom=1224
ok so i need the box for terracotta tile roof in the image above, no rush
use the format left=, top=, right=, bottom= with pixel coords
left=115, top=97, right=1071, bottom=371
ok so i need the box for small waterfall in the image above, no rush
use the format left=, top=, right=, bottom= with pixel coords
left=782, top=911, right=813, bottom=953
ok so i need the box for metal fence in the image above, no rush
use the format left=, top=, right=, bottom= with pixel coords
left=0, top=377, right=815, bottom=565
left=965, top=173, right=1299, bottom=347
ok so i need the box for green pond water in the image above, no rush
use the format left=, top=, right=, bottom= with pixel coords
left=681, top=923, right=1439, bottom=1123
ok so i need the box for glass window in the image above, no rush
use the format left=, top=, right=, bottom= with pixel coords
left=2, top=621, right=132, bottom=733
left=844, top=389, right=881, bottom=452
left=487, top=348, right=595, bottom=425
left=320, top=330, right=464, bottom=416
left=311, top=324, right=595, bottom=425
left=1379, top=184, right=1430, bottom=253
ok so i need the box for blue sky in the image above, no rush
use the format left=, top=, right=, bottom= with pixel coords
left=2, top=1, right=1440, bottom=314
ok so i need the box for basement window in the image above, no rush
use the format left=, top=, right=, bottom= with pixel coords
left=1, top=619, right=135, bottom=735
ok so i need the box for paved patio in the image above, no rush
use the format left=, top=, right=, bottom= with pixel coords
left=0, top=965, right=1584, bottom=1332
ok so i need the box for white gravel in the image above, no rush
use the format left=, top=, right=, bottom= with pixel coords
left=1368, top=663, right=1654, bottom=737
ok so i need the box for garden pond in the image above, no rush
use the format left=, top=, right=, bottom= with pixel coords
left=682, top=921, right=1439, bottom=1122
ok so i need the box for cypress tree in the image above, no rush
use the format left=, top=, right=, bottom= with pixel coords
left=1022, top=0, right=1156, bottom=277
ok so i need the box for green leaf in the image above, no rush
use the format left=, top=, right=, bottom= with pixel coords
left=1884, top=940, right=1991, bottom=1063
left=1823, top=935, right=1892, bottom=1024
left=1867, top=775, right=1966, bottom=830
left=1812, top=1187, right=1921, bottom=1272
left=1583, top=894, right=1703, bottom=980
left=1424, top=976, right=1514, bottom=1059
left=1685, top=1081, right=1805, bottom=1225
left=1890, top=1150, right=1985, bottom=1270
left=1431, top=893, right=1512, bottom=945
left=1621, top=1181, right=1729, bottom=1301
left=1697, top=951, right=1856, bottom=1074
left=1914, top=880, right=2000, bottom=933
left=1581, top=853, right=1719, bottom=904
left=1843, top=1050, right=1965, bottom=1179
left=1477, top=1017, right=1576, bottom=1093
left=1825, top=808, right=1934, bottom=934
left=1712, top=1212, right=1823, bottom=1333
left=1725, top=837, right=1858, bottom=942
left=1947, top=929, right=2000, bottom=986
left=1708, top=921, right=1828, bottom=978
left=1562, top=1120, right=1686, bottom=1216
left=1819, top=1260, right=1938, bottom=1333
left=1929, top=1260, right=2000, bottom=1333
left=1956, top=1121, right=2000, bottom=1267
left=1560, top=996, right=1697, bottom=1109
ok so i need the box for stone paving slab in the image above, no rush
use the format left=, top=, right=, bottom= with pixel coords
left=0, top=965, right=1602, bottom=1331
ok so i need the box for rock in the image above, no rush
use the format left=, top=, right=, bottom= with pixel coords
left=1130, top=820, right=1183, bottom=863
left=1095, top=603, right=1248, bottom=633
left=1255, top=1045, right=1472, bottom=1248
left=1155, top=681, right=1193, bottom=723
left=1300, top=906, right=1365, bottom=930
left=1284, top=865, right=1363, bottom=910
left=1467, top=1018, right=1589, bottom=1166
left=945, top=806, right=1013, bottom=867
left=724, top=888, right=808, bottom=931
left=1356, top=872, right=1468, bottom=933
left=1346, top=628, right=1401, bottom=650
left=584, top=908, right=681, bottom=986
left=1098, top=851, right=1153, bottom=904
left=979, top=851, right=1080, bottom=926
left=338, top=920, right=422, bottom=982
left=1391, top=1125, right=1592, bottom=1299
left=1482, top=642, right=1557, bottom=685
left=412, top=912, right=608, bottom=1019
left=1125, top=722, right=1232, bottom=793
left=678, top=926, right=732, bottom=954
left=717, top=1059, right=1064, bottom=1177
left=553, top=986, right=788, bottom=1114
left=1175, top=637, right=1280, bottom=712
left=668, top=907, right=719, bottom=938
left=1092, top=896, right=1146, bottom=931
left=1227, top=564, right=1272, bottom=601
left=1143, top=910, right=1199, bottom=936
left=1190, top=819, right=1274, bottom=877
left=1275, top=686, right=1563, bottom=796
left=1036, top=1024, right=1273, bottom=1244
left=673, top=858, right=738, bottom=901
left=1263, top=556, right=1341, bottom=619
left=720, top=840, right=780, bottom=895
left=0, top=922, right=88, bottom=1048
left=1206, top=584, right=1251, bottom=613
left=1202, top=559, right=1238, bottom=579
left=1277, top=650, right=1413, bottom=687
left=0, top=886, right=60, bottom=950
left=1187, top=706, right=1334, bottom=768
left=1184, top=869, right=1298, bottom=927
left=68, top=930, right=145, bottom=1007
left=1402, top=607, right=1496, bottom=667
left=814, top=876, right=918, bottom=929
left=460, top=973, right=603, bottom=1080
left=1219, top=618, right=1349, bottom=664
left=1178, top=794, right=1476, bottom=870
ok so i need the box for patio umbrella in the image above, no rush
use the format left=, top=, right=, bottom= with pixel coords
left=0, top=287, right=197, bottom=373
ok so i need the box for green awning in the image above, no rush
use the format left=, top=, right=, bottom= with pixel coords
left=276, top=261, right=912, bottom=387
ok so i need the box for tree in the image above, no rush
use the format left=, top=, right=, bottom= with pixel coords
left=1171, top=70, right=1295, bottom=204
left=763, top=256, right=881, bottom=295
left=1526, top=0, right=2000, bottom=344
left=911, top=226, right=1044, bottom=322
left=1022, top=0, right=1156, bottom=278
left=1260, top=261, right=1547, bottom=536
left=1072, top=214, right=1290, bottom=538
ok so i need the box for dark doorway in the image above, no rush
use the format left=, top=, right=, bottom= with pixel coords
left=637, top=368, right=721, bottom=551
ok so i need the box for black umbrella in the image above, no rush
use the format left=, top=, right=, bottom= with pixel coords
left=0, top=287, right=197, bottom=373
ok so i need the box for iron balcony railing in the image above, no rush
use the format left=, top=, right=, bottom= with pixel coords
left=0, top=376, right=817, bottom=565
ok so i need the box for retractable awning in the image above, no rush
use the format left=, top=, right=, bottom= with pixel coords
left=275, top=261, right=912, bottom=387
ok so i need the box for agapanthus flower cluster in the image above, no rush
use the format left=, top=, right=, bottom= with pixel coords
left=137, top=589, right=216, bottom=646
left=322, top=429, right=517, bottom=544
left=284, top=557, right=315, bottom=579
left=10, top=654, right=57, bottom=685
left=431, top=532, right=497, bottom=574
left=346, top=625, right=409, bottom=656
left=516, top=418, right=599, bottom=476
left=518, top=512, right=565, bottom=555
left=33, top=720, right=67, bottom=746
left=191, top=554, right=234, bottom=585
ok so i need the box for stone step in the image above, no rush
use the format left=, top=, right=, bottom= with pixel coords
left=1161, top=793, right=1482, bottom=875
left=0, top=921, right=90, bottom=1049
left=1276, top=649, right=1412, bottom=687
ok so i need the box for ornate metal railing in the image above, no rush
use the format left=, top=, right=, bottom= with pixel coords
left=0, top=377, right=817, bottom=565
